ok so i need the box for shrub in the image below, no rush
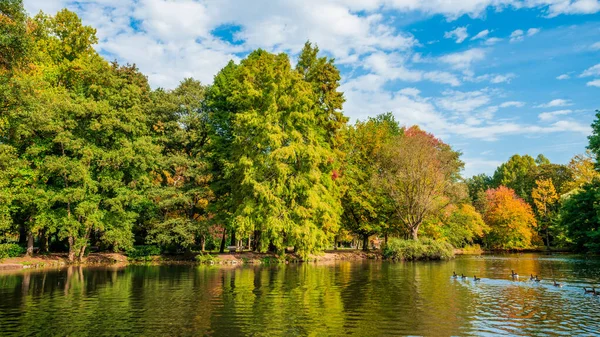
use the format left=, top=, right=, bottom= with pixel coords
left=125, top=245, right=162, bottom=261
left=383, top=238, right=454, bottom=261
left=195, top=253, right=220, bottom=264
left=0, top=243, right=26, bottom=259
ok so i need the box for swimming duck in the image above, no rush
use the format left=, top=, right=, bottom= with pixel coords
left=530, top=274, right=535, bottom=281
left=452, top=272, right=458, bottom=279
left=553, top=280, right=562, bottom=287
left=461, top=274, right=467, bottom=279
left=474, top=275, right=481, bottom=281
left=534, top=275, right=541, bottom=282
left=511, top=270, right=519, bottom=279
left=584, top=287, right=596, bottom=294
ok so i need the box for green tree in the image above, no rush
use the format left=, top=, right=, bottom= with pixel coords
left=340, top=113, right=400, bottom=250
left=559, top=180, right=600, bottom=252
left=206, top=49, right=344, bottom=258
left=492, top=154, right=538, bottom=203
left=145, top=79, right=213, bottom=251
left=532, top=178, right=559, bottom=249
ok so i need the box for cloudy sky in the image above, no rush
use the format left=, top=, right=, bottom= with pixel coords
left=23, top=0, right=600, bottom=177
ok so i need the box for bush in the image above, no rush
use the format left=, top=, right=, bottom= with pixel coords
left=125, top=245, right=162, bottom=261
left=383, top=238, right=454, bottom=261
left=0, top=243, right=26, bottom=259
left=195, top=253, right=220, bottom=264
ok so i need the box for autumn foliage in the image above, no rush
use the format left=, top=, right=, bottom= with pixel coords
left=483, top=186, right=539, bottom=249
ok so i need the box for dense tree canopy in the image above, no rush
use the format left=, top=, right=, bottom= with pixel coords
left=2, top=3, right=599, bottom=260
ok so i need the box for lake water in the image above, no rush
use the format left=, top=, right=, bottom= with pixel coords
left=1, top=254, right=600, bottom=336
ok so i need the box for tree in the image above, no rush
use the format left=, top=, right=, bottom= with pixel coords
left=145, top=79, right=213, bottom=251
left=587, top=110, right=600, bottom=167
left=483, top=186, right=538, bottom=249
left=564, top=151, right=599, bottom=192
left=340, top=113, right=400, bottom=250
left=206, top=49, right=344, bottom=258
left=532, top=178, right=558, bottom=249
left=374, top=126, right=463, bottom=240
left=559, top=180, right=600, bottom=253
left=440, top=204, right=488, bottom=248
left=492, top=154, right=538, bottom=203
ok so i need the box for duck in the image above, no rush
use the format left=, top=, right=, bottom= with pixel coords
left=584, top=287, right=596, bottom=294
left=534, top=275, right=541, bottom=282
left=461, top=274, right=467, bottom=279
left=452, top=271, right=458, bottom=279
left=474, top=275, right=481, bottom=281
left=530, top=274, right=535, bottom=281
left=553, top=280, right=562, bottom=287
left=511, top=270, right=519, bottom=279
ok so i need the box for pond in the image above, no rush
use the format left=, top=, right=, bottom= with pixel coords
left=1, top=254, right=600, bottom=336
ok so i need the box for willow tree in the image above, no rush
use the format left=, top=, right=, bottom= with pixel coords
left=207, top=48, right=344, bottom=258
left=375, top=126, right=463, bottom=240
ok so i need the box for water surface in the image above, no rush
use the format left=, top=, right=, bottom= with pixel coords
left=1, top=254, right=600, bottom=336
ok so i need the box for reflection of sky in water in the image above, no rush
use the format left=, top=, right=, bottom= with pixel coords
left=0, top=255, right=599, bottom=336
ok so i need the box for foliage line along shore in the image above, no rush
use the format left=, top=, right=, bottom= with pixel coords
left=1, top=1, right=600, bottom=262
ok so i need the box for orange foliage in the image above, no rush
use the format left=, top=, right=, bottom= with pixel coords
left=483, top=186, right=539, bottom=249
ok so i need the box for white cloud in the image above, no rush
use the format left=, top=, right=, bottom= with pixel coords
left=538, top=109, right=573, bottom=121
left=535, top=99, right=573, bottom=108
left=398, top=87, right=421, bottom=97
left=362, top=52, right=461, bottom=86
left=439, top=48, right=486, bottom=71
left=435, top=89, right=491, bottom=114
left=499, top=101, right=525, bottom=108
left=588, top=79, right=600, bottom=87
left=490, top=73, right=516, bottom=83
left=444, top=26, right=469, bottom=43
left=471, top=29, right=489, bottom=40
left=527, top=27, right=541, bottom=36
left=484, top=37, right=503, bottom=45
left=510, top=29, right=525, bottom=42
left=557, top=74, right=570, bottom=80
left=462, top=158, right=502, bottom=177
left=592, top=42, right=600, bottom=50
left=580, top=63, right=600, bottom=77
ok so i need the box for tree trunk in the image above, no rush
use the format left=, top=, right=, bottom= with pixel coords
left=410, top=225, right=419, bottom=240
left=230, top=229, right=236, bottom=248
left=219, top=227, right=226, bottom=253
left=253, top=230, right=261, bottom=252
left=26, top=232, right=34, bottom=256
left=39, top=229, right=49, bottom=253
left=79, top=244, right=87, bottom=261
left=362, top=234, right=369, bottom=252
left=334, top=235, right=338, bottom=250
left=268, top=241, right=277, bottom=254
left=384, top=233, right=389, bottom=246
left=545, top=227, right=551, bottom=251
left=68, top=236, right=76, bottom=262
left=200, top=235, right=206, bottom=252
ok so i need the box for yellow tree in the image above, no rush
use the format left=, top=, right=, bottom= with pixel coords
left=532, top=179, right=558, bottom=249
left=564, top=151, right=600, bottom=192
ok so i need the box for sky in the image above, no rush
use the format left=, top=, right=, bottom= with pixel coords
left=22, top=0, right=600, bottom=177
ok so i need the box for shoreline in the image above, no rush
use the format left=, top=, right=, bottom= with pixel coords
left=1, top=248, right=578, bottom=273
left=0, top=250, right=383, bottom=272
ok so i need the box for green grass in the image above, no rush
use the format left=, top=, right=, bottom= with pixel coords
left=383, top=238, right=454, bottom=261
left=195, top=253, right=220, bottom=264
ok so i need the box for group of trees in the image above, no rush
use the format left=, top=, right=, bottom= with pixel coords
left=1, top=2, right=599, bottom=261
left=465, top=148, right=600, bottom=252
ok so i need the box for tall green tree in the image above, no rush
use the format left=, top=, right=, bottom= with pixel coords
left=340, top=113, right=400, bottom=250
left=492, top=154, right=538, bottom=203
left=207, top=49, right=344, bottom=258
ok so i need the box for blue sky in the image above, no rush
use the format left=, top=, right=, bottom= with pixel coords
left=23, top=0, right=600, bottom=177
